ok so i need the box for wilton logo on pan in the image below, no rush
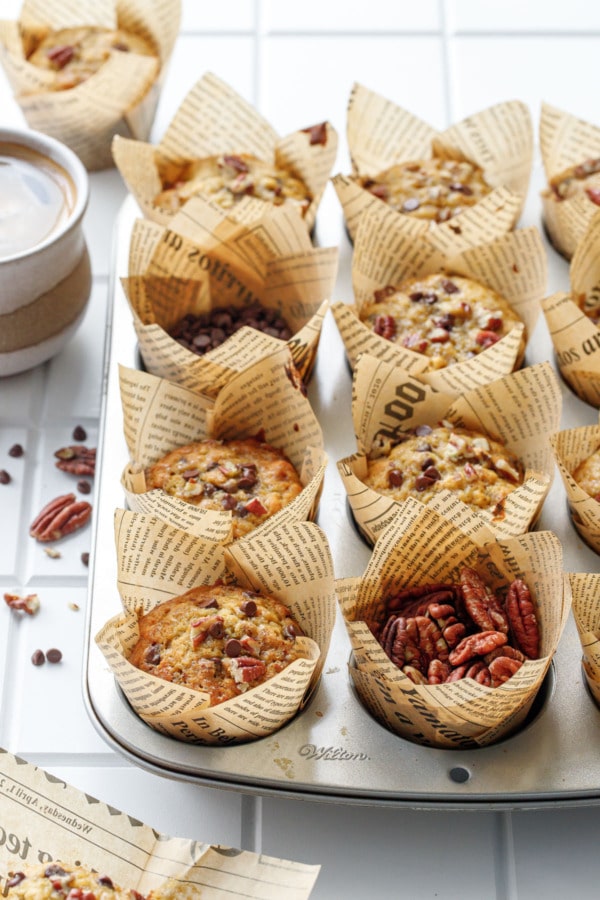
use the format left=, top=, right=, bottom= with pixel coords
left=298, top=744, right=369, bottom=762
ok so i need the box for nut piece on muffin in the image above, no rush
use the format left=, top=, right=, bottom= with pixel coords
left=364, top=423, right=524, bottom=517
left=359, top=273, right=524, bottom=369
left=154, top=152, right=312, bottom=217
left=144, top=437, right=304, bottom=540
left=545, top=157, right=600, bottom=207
left=26, top=26, right=156, bottom=90
left=128, top=584, right=307, bottom=705
left=356, top=157, right=492, bottom=223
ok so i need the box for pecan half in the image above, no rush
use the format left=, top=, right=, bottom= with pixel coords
left=54, top=445, right=96, bottom=476
left=489, top=656, right=523, bottom=687
left=460, top=567, right=509, bottom=634
left=30, top=493, right=92, bottom=542
left=4, top=592, right=40, bottom=615
left=448, top=630, right=507, bottom=666
left=229, top=656, right=267, bottom=684
left=505, top=578, right=540, bottom=659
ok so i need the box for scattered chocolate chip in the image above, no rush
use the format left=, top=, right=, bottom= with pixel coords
left=0, top=470, right=11, bottom=484
left=81, top=552, right=89, bottom=567
left=72, top=425, right=87, bottom=441
left=8, top=443, right=23, bottom=457
left=31, top=649, right=45, bottom=666
left=77, top=480, right=92, bottom=494
left=46, top=648, right=62, bottom=664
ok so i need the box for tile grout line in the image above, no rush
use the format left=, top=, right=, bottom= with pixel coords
left=439, top=0, right=455, bottom=128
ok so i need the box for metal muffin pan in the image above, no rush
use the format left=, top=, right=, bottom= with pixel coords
left=84, top=197, right=600, bottom=809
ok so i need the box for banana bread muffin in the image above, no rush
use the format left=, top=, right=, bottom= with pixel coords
left=144, top=437, right=304, bottom=539
left=573, top=446, right=600, bottom=502
left=364, top=423, right=524, bottom=516
left=545, top=157, right=600, bottom=206
left=356, top=156, right=492, bottom=223
left=128, top=584, right=307, bottom=705
left=154, top=152, right=312, bottom=216
left=26, top=26, right=156, bottom=91
left=5, top=862, right=146, bottom=899
left=359, top=273, right=524, bottom=369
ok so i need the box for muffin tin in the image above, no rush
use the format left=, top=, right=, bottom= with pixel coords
left=84, top=196, right=600, bottom=808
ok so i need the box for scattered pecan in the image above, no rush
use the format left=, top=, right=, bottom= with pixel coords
left=4, top=592, right=40, bottom=615
left=54, top=445, right=96, bottom=476
left=505, top=578, right=540, bottom=659
left=29, top=493, right=92, bottom=542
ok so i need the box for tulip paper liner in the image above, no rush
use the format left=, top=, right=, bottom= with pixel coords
left=570, top=572, right=600, bottom=707
left=337, top=354, right=561, bottom=545
left=122, top=199, right=338, bottom=389
left=331, top=202, right=546, bottom=382
left=0, top=0, right=180, bottom=170
left=541, top=210, right=600, bottom=407
left=334, top=85, right=532, bottom=243
left=0, top=750, right=321, bottom=897
left=95, top=510, right=336, bottom=744
left=336, top=500, right=569, bottom=749
left=540, top=103, right=600, bottom=260
left=112, top=70, right=338, bottom=232
left=550, top=421, right=600, bottom=554
left=118, top=352, right=326, bottom=541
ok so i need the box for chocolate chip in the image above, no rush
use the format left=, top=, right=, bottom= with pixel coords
left=98, top=876, right=115, bottom=888
left=31, top=649, right=45, bottom=666
left=388, top=468, right=403, bottom=487
left=77, top=480, right=91, bottom=494
left=0, top=470, right=11, bottom=484
left=284, top=623, right=304, bottom=639
left=421, top=457, right=435, bottom=470
left=240, top=598, right=257, bottom=616
left=441, top=279, right=459, bottom=294
left=8, top=443, right=23, bottom=457
left=46, top=648, right=62, bottom=664
left=198, top=597, right=219, bottom=609
left=6, top=873, right=26, bottom=888
left=225, top=638, right=242, bottom=657
left=72, top=425, right=87, bottom=441
left=81, top=552, right=89, bottom=567
left=144, top=644, right=161, bottom=665
left=208, top=621, right=224, bottom=639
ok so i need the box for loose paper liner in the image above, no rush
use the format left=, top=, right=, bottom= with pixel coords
left=539, top=102, right=600, bottom=260
left=335, top=84, right=532, bottom=242
left=541, top=211, right=600, bottom=407
left=338, top=355, right=561, bottom=545
left=122, top=199, right=338, bottom=388
left=118, top=354, right=326, bottom=539
left=95, top=510, right=336, bottom=744
left=0, top=750, right=320, bottom=897
left=569, top=572, right=600, bottom=707
left=336, top=500, right=570, bottom=749
left=0, top=0, right=180, bottom=170
left=112, top=70, right=338, bottom=232
left=332, top=201, right=546, bottom=381
left=550, top=420, right=600, bottom=554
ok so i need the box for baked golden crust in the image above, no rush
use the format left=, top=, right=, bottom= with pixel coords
left=364, top=424, right=524, bottom=514
left=5, top=862, right=144, bottom=899
left=573, top=448, right=600, bottom=502
left=144, top=437, right=304, bottom=540
left=128, top=584, right=306, bottom=705
left=359, top=273, right=524, bottom=369
left=356, top=157, right=492, bottom=223
left=154, top=152, right=312, bottom=216
left=27, top=26, right=156, bottom=91
left=546, top=157, right=600, bottom=204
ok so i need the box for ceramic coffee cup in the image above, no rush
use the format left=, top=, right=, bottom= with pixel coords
left=0, top=127, right=91, bottom=376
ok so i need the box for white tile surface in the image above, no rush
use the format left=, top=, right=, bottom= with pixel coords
left=263, top=0, right=441, bottom=32
left=450, top=0, right=600, bottom=32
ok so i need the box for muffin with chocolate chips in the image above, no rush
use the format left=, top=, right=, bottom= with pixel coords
left=364, top=423, right=524, bottom=516
left=154, top=152, right=312, bottom=217
left=356, top=157, right=493, bottom=224
left=144, top=437, right=303, bottom=539
left=359, top=273, right=524, bottom=369
left=128, top=584, right=307, bottom=705
left=5, top=862, right=146, bottom=899
left=545, top=157, right=600, bottom=207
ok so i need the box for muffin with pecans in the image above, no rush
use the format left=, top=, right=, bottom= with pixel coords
left=4, top=862, right=146, bottom=899
left=356, top=156, right=493, bottom=224
left=364, top=423, right=524, bottom=517
left=144, top=436, right=304, bottom=539
left=359, top=272, right=525, bottom=369
left=128, top=584, right=307, bottom=705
